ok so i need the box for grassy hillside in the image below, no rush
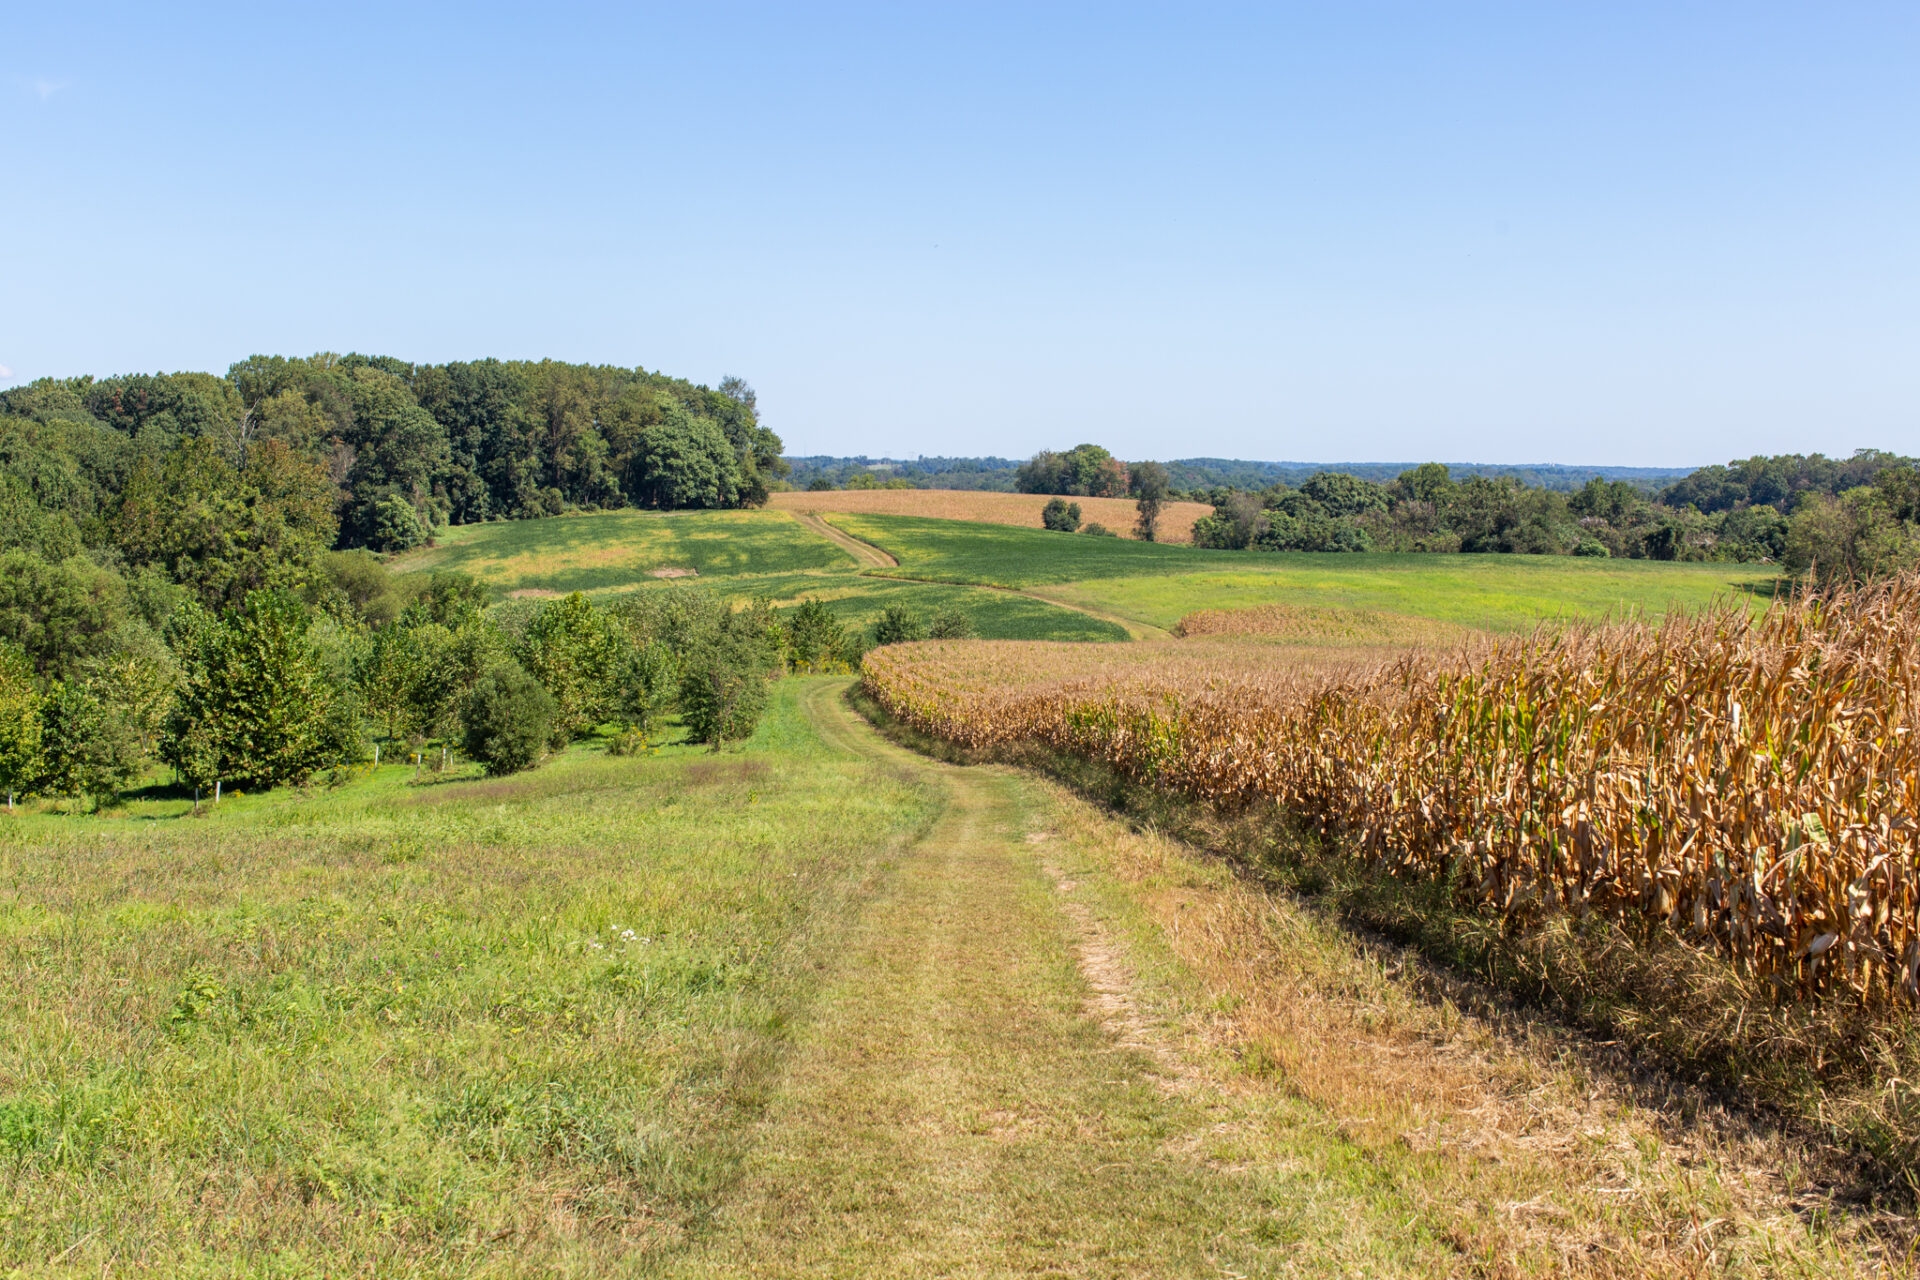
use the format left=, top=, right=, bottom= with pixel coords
left=0, top=681, right=942, bottom=1271
left=834, top=513, right=1781, bottom=633
left=390, top=509, right=1130, bottom=643
left=389, top=507, right=1780, bottom=645
left=391, top=509, right=856, bottom=595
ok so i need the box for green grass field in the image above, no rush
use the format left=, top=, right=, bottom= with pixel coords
left=391, top=507, right=1778, bottom=646
left=0, top=682, right=942, bottom=1272
left=390, top=509, right=857, bottom=595
left=832, top=512, right=1781, bottom=634
left=392, top=509, right=1130, bottom=642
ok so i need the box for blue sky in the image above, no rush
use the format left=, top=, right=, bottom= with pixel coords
left=4, top=2, right=1916, bottom=464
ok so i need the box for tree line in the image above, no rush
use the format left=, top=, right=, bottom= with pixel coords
left=1008, top=442, right=1920, bottom=574
left=1, top=354, right=785, bottom=564
left=0, top=351, right=811, bottom=812
left=0, top=543, right=974, bottom=810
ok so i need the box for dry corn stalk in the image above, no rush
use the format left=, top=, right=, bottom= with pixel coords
left=864, top=577, right=1920, bottom=1005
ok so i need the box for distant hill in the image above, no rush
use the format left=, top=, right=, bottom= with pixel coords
left=783, top=455, right=1697, bottom=494
left=784, top=456, right=1023, bottom=490
left=1163, top=459, right=1697, bottom=493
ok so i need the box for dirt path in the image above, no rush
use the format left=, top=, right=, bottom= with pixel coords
left=671, top=682, right=1440, bottom=1276
left=669, top=681, right=1892, bottom=1277
left=787, top=510, right=900, bottom=567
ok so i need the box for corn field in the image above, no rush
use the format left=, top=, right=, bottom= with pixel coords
left=864, top=577, right=1920, bottom=1005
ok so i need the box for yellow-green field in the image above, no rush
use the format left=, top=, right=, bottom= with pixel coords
left=390, top=507, right=1781, bottom=646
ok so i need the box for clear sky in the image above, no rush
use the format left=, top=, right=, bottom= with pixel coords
left=4, top=2, right=1916, bottom=465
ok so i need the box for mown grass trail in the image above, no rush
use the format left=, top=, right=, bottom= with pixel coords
left=6, top=676, right=1890, bottom=1275
left=676, top=683, right=1892, bottom=1278
left=675, top=681, right=1455, bottom=1277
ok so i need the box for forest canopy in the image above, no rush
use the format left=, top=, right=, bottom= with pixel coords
left=0, top=355, right=784, bottom=561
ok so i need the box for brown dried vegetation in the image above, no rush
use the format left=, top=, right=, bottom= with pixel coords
left=865, top=576, right=1920, bottom=1183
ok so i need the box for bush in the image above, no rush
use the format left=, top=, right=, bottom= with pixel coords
left=1041, top=498, right=1082, bottom=532
left=679, top=630, right=773, bottom=749
left=784, top=597, right=853, bottom=673
left=1082, top=522, right=1118, bottom=538
left=870, top=605, right=927, bottom=646
left=35, top=679, right=142, bottom=808
left=460, top=663, right=556, bottom=775
left=927, top=608, right=975, bottom=640
left=1573, top=538, right=1611, bottom=557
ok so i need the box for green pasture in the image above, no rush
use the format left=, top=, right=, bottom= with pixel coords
left=834, top=513, right=1205, bottom=586
left=392, top=509, right=1128, bottom=642
left=0, top=680, right=942, bottom=1273
left=831, top=513, right=1781, bottom=633
left=391, top=509, right=856, bottom=595
left=391, top=506, right=1782, bottom=646
left=1049, top=557, right=1778, bottom=634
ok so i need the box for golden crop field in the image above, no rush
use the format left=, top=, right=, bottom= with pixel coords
left=865, top=576, right=1920, bottom=1006
left=768, top=488, right=1217, bottom=543
left=1173, top=602, right=1483, bottom=648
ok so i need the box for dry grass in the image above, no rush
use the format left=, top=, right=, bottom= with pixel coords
left=768, top=489, right=1217, bottom=543
left=868, top=579, right=1920, bottom=1007
left=1174, top=602, right=1484, bottom=648
left=1037, top=785, right=1909, bottom=1274
left=863, top=578, right=1920, bottom=1186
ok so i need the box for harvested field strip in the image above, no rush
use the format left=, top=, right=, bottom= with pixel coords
left=1174, top=602, right=1483, bottom=648
left=769, top=488, right=1216, bottom=543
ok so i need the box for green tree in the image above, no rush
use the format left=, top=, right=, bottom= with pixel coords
left=627, top=411, right=743, bottom=509
left=1041, top=498, right=1081, bottom=532
left=162, top=593, right=360, bottom=791
left=358, top=623, right=425, bottom=745
left=35, top=678, right=142, bottom=809
left=117, top=437, right=338, bottom=607
left=679, top=625, right=773, bottom=750
left=1015, top=444, right=1127, bottom=497
left=784, top=597, right=853, bottom=673
left=1129, top=461, right=1171, bottom=541
left=0, top=641, right=42, bottom=810
left=1784, top=489, right=1920, bottom=582
left=518, top=593, right=627, bottom=742
left=0, top=552, right=125, bottom=679
left=461, top=663, right=556, bottom=775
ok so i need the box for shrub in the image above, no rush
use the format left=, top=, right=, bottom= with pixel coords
left=870, top=605, right=927, bottom=646
left=927, top=608, right=975, bottom=640
left=1040, top=498, right=1082, bottom=532
left=679, top=631, right=772, bottom=749
left=784, top=597, right=853, bottom=673
left=460, top=663, right=556, bottom=775
left=606, top=725, right=648, bottom=756
left=1081, top=522, right=1118, bottom=538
